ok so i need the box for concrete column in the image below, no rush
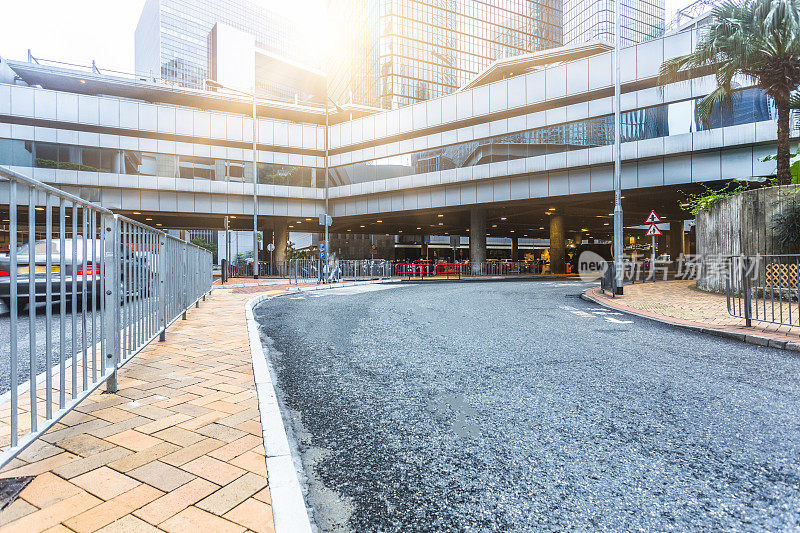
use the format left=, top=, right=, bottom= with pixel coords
left=511, top=236, right=519, bottom=261
left=273, top=220, right=289, bottom=264
left=469, top=209, right=486, bottom=272
left=549, top=214, right=566, bottom=274
left=669, top=220, right=685, bottom=259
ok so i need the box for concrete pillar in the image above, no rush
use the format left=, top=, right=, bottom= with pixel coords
left=511, top=236, right=519, bottom=261
left=549, top=214, right=566, bottom=274
left=273, top=220, right=289, bottom=264
left=669, top=220, right=685, bottom=259
left=469, top=209, right=486, bottom=271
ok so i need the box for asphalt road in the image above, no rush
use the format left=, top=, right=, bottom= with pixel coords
left=255, top=280, right=800, bottom=531
left=0, top=298, right=154, bottom=394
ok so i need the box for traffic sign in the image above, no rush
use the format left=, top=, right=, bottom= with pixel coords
left=319, top=242, right=326, bottom=252
left=267, top=243, right=275, bottom=252
left=645, top=224, right=663, bottom=236
left=320, top=252, right=326, bottom=259
left=424, top=235, right=431, bottom=244
left=644, top=210, right=661, bottom=224
left=319, top=214, right=333, bottom=227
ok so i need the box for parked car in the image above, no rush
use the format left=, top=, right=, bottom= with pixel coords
left=0, top=237, right=153, bottom=312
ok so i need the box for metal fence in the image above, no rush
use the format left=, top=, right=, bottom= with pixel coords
left=0, top=166, right=213, bottom=468
left=726, top=254, right=800, bottom=328
left=394, top=261, right=555, bottom=279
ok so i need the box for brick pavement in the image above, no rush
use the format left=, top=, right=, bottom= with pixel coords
left=0, top=283, right=308, bottom=532
left=586, top=280, right=800, bottom=344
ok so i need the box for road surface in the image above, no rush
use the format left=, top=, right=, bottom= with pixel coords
left=255, top=280, right=800, bottom=531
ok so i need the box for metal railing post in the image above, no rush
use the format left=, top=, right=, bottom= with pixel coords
left=159, top=235, right=167, bottom=341
left=103, top=214, right=120, bottom=393
left=742, top=256, right=752, bottom=327
left=182, top=244, right=187, bottom=320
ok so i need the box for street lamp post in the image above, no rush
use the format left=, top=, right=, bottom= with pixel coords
left=612, top=0, right=624, bottom=294
left=323, top=93, right=344, bottom=284
left=205, top=79, right=259, bottom=279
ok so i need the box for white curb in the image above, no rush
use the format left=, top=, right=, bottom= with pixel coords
left=245, top=278, right=401, bottom=532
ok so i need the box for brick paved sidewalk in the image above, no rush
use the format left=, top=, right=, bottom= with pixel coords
left=586, top=280, right=800, bottom=346
left=0, top=283, right=307, bottom=533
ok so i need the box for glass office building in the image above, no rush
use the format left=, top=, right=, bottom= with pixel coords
left=328, top=0, right=563, bottom=109
left=563, top=0, right=664, bottom=46
left=135, top=0, right=314, bottom=98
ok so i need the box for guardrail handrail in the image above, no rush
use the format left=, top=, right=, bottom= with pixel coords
left=726, top=254, right=800, bottom=328
left=0, top=166, right=213, bottom=468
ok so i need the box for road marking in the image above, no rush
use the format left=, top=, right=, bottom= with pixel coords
left=562, top=305, right=633, bottom=324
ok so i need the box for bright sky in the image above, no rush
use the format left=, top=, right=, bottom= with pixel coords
left=0, top=0, right=688, bottom=75
left=0, top=0, right=325, bottom=74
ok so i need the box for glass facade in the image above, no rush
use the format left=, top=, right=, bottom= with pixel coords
left=0, top=139, right=321, bottom=187
left=563, top=0, right=665, bottom=46
left=136, top=0, right=313, bottom=100
left=328, top=0, right=563, bottom=109
left=330, top=89, right=777, bottom=185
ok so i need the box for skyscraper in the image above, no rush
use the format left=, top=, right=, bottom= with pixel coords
left=135, top=0, right=322, bottom=102
left=327, top=0, right=563, bottom=109
left=563, top=0, right=664, bottom=46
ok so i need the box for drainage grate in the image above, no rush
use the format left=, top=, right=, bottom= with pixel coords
left=0, top=477, right=34, bottom=511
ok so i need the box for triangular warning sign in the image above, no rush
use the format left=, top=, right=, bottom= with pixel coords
left=645, top=224, right=663, bottom=236
left=645, top=210, right=661, bottom=224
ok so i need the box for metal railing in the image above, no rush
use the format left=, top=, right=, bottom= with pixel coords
left=0, top=166, right=213, bottom=468
left=726, top=254, right=800, bottom=328
left=394, top=261, right=554, bottom=279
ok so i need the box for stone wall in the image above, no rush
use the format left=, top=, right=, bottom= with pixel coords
left=696, top=185, right=799, bottom=291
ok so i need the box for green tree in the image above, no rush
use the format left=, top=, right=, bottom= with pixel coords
left=659, top=0, right=800, bottom=185
left=190, top=237, right=217, bottom=254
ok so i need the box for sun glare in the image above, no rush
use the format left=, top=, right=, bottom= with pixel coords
left=254, top=0, right=328, bottom=69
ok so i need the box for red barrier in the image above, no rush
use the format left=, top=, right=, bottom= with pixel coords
left=394, top=263, right=436, bottom=279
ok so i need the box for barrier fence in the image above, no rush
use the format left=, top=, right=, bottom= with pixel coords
left=726, top=254, right=800, bottom=328
left=0, top=166, right=213, bottom=468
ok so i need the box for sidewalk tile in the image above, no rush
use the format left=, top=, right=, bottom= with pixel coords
left=71, top=466, right=140, bottom=500
left=0, top=286, right=289, bottom=531
left=105, top=430, right=164, bottom=452
left=0, top=492, right=101, bottom=533
left=181, top=456, right=246, bottom=486
left=0, top=499, right=37, bottom=526
left=160, top=438, right=225, bottom=466
left=196, top=472, right=267, bottom=515
left=160, top=506, right=246, bottom=533
left=223, top=498, right=274, bottom=533
left=18, top=472, right=81, bottom=508
left=107, top=442, right=180, bottom=473
left=133, top=477, right=219, bottom=525
left=128, top=461, right=195, bottom=492
left=95, top=515, right=162, bottom=532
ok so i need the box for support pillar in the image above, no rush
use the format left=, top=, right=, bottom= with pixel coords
left=511, top=236, right=519, bottom=261
left=274, top=220, right=289, bottom=265
left=669, top=220, right=685, bottom=259
left=549, top=214, right=566, bottom=274
left=469, top=209, right=486, bottom=273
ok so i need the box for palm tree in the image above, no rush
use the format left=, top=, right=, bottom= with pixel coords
left=659, top=0, right=800, bottom=184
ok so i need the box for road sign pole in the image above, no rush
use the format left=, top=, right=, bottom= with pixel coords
left=651, top=235, right=656, bottom=281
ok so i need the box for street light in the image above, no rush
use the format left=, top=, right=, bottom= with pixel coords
left=323, top=93, right=345, bottom=282
left=205, top=79, right=260, bottom=279
left=612, top=0, right=624, bottom=294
